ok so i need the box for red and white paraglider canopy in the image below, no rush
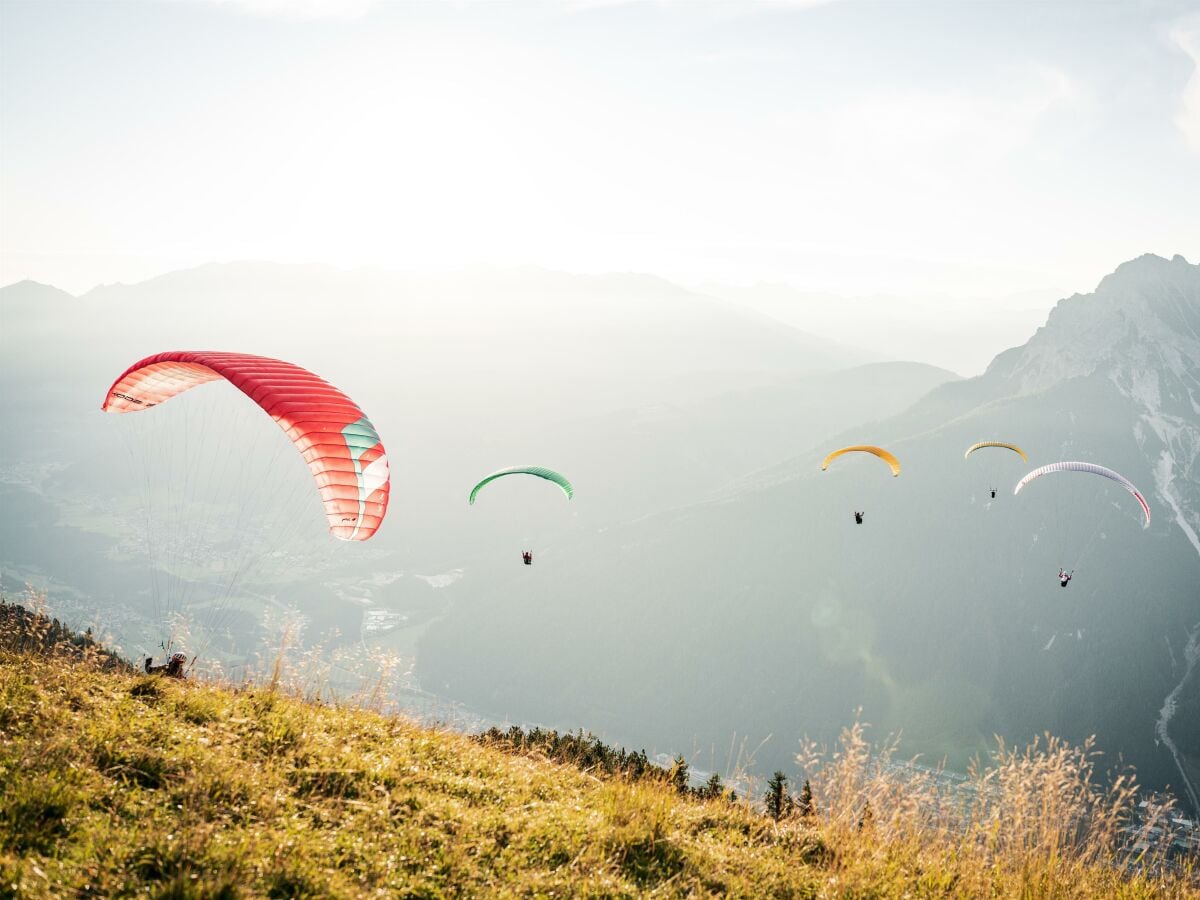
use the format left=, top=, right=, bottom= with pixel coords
left=102, top=350, right=389, bottom=541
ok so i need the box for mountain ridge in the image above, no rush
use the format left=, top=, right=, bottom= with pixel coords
left=417, top=254, right=1200, bottom=812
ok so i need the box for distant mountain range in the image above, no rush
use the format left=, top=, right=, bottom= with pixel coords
left=0, top=261, right=947, bottom=707
left=418, top=254, right=1200, bottom=812
left=2, top=255, right=1196, bottom=811
left=702, top=281, right=1061, bottom=376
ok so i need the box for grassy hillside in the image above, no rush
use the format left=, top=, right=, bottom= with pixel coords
left=1, top=602, right=1196, bottom=898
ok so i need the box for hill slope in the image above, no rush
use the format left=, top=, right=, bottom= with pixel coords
left=1, top=648, right=825, bottom=896
left=1, top=614, right=1194, bottom=898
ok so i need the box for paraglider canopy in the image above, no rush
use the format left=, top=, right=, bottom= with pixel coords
left=821, top=445, right=901, bottom=477
left=102, top=350, right=390, bottom=541
left=1014, top=461, right=1150, bottom=528
left=964, top=441, right=1028, bottom=462
left=468, top=466, right=574, bottom=505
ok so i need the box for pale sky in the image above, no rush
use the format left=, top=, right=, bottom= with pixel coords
left=1, top=0, right=1198, bottom=298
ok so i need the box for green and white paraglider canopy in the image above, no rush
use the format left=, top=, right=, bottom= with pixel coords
left=468, top=466, right=574, bottom=505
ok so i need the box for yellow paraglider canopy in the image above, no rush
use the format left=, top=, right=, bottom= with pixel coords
left=821, top=445, right=901, bottom=477
left=963, top=441, right=1028, bottom=462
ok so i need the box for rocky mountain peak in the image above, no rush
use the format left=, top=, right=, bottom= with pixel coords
left=982, top=254, right=1199, bottom=401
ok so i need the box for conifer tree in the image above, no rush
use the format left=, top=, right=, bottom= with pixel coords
left=764, top=770, right=793, bottom=821
left=670, top=755, right=690, bottom=794
left=698, top=772, right=724, bottom=800
left=797, top=779, right=815, bottom=818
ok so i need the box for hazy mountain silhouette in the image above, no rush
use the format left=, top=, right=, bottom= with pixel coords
left=704, top=281, right=1060, bottom=376
left=417, top=254, right=1200, bottom=811
left=0, top=261, right=947, bottom=706
left=4, top=256, right=1195, bottom=808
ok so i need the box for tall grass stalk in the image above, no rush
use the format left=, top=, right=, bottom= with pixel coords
left=795, top=716, right=1186, bottom=893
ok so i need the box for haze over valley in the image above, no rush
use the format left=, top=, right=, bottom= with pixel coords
left=2, top=253, right=1199, bottom=816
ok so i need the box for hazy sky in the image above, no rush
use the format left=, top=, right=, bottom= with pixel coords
left=2, top=0, right=1198, bottom=297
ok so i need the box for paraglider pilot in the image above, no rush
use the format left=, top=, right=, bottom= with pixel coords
left=853, top=511, right=864, bottom=525
left=990, top=488, right=997, bottom=499
left=1058, top=568, right=1073, bottom=588
left=145, top=652, right=188, bottom=678
left=522, top=551, right=533, bottom=566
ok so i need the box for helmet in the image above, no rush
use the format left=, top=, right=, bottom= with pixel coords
left=171, top=652, right=187, bottom=664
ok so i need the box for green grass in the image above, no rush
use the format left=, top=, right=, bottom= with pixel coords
left=0, top=644, right=1196, bottom=897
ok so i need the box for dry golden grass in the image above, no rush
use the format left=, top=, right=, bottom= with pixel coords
left=795, top=719, right=1195, bottom=896
left=0, top=601, right=1196, bottom=898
